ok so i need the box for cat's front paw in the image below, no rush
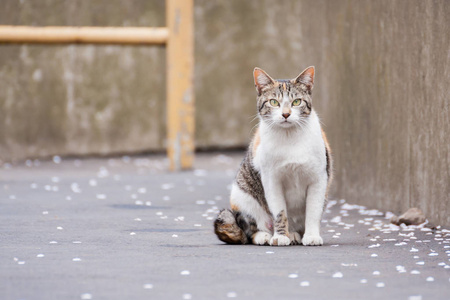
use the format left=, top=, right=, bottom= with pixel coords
left=270, top=234, right=291, bottom=246
left=302, top=235, right=323, bottom=246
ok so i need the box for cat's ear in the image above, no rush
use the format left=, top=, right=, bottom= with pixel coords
left=294, top=66, right=315, bottom=91
left=253, top=67, right=275, bottom=95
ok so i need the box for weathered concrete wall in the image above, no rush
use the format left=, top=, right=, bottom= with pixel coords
left=0, top=1, right=167, bottom=158
left=1, top=0, right=448, bottom=225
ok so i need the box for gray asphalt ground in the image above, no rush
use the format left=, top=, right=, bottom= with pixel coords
left=1, top=152, right=449, bottom=300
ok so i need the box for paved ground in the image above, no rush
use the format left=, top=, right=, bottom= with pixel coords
left=1, top=152, right=449, bottom=300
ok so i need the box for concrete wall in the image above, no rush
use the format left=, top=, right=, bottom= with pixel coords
left=1, top=0, right=448, bottom=225
left=0, top=1, right=167, bottom=158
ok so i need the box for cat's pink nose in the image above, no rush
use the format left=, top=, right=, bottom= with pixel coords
left=282, top=113, right=290, bottom=119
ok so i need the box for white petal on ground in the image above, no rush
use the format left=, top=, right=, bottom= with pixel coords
left=143, top=283, right=153, bottom=289
left=376, top=282, right=385, bottom=288
left=396, top=265, right=406, bottom=273
left=332, top=272, right=343, bottom=278
left=300, top=281, right=310, bottom=287
left=71, top=183, right=82, bottom=193
left=226, top=292, right=237, bottom=298
left=288, top=274, right=298, bottom=278
left=330, top=216, right=342, bottom=223
left=180, top=270, right=190, bottom=275
left=80, top=293, right=92, bottom=300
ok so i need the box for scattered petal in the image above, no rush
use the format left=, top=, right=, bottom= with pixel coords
left=226, top=292, right=237, bottom=298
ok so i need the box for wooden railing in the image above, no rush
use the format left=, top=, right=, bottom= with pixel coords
left=0, top=0, right=194, bottom=171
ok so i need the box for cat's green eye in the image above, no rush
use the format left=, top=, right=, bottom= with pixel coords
left=292, top=99, right=302, bottom=106
left=269, top=99, right=279, bottom=107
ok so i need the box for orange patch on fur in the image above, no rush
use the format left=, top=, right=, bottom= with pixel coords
left=282, top=82, right=286, bottom=91
left=321, top=129, right=331, bottom=153
left=252, top=128, right=261, bottom=157
left=231, top=204, right=239, bottom=212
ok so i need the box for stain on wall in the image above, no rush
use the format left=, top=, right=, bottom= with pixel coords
left=0, top=0, right=448, bottom=225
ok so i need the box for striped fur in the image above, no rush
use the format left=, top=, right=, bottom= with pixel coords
left=214, top=66, right=332, bottom=246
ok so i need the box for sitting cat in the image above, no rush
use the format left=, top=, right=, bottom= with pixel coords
left=214, top=66, right=332, bottom=246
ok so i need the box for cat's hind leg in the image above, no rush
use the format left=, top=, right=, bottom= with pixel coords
left=252, top=231, right=272, bottom=245
left=229, top=184, right=273, bottom=245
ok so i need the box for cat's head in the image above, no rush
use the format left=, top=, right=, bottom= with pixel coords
left=253, top=67, right=315, bottom=129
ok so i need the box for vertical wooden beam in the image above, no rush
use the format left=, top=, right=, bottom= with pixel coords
left=166, top=0, right=194, bottom=171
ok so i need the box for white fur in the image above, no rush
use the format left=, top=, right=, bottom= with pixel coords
left=254, top=110, right=327, bottom=246
left=270, top=234, right=291, bottom=246
left=252, top=231, right=272, bottom=245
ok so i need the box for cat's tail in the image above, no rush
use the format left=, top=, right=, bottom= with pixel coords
left=214, top=209, right=248, bottom=244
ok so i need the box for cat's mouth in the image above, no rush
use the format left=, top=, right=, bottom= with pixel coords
left=279, top=120, right=294, bottom=127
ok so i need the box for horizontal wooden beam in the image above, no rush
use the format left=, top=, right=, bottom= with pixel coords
left=0, top=26, right=169, bottom=45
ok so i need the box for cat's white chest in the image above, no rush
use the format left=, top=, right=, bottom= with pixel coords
left=253, top=111, right=326, bottom=209
left=255, top=124, right=325, bottom=178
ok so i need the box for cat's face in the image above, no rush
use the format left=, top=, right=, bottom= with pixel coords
left=253, top=67, right=314, bottom=129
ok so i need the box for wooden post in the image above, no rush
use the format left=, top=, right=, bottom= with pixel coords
left=166, top=0, right=194, bottom=171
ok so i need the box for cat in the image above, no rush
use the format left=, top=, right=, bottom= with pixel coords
left=214, top=66, right=332, bottom=246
